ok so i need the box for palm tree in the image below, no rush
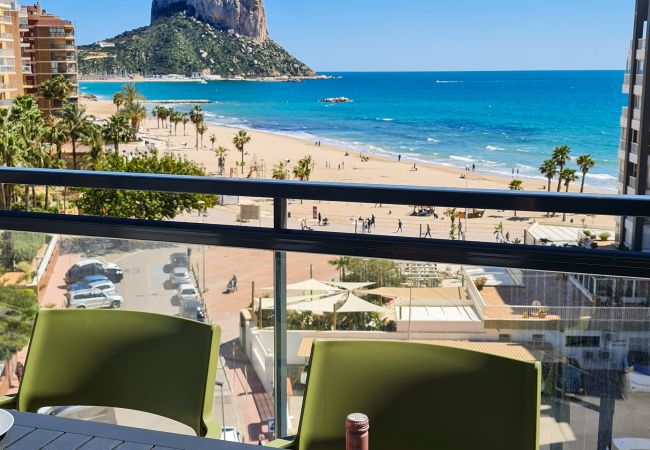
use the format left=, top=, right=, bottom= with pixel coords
left=539, top=159, right=557, bottom=192
left=508, top=179, right=523, bottom=217
left=328, top=256, right=351, bottom=281
left=445, top=208, right=458, bottom=240
left=39, top=76, right=72, bottom=118
left=80, top=124, right=105, bottom=169
left=576, top=154, right=596, bottom=194
left=272, top=161, right=289, bottom=180
left=293, top=155, right=314, bottom=181
left=59, top=102, right=94, bottom=170
left=209, top=134, right=217, bottom=151
left=152, top=106, right=162, bottom=128
left=181, top=114, right=189, bottom=136
left=119, top=83, right=144, bottom=105
left=552, top=145, right=571, bottom=192
left=494, top=222, right=504, bottom=242
left=233, top=130, right=251, bottom=166
left=198, top=124, right=208, bottom=149
left=102, top=114, right=131, bottom=154
left=189, top=106, right=204, bottom=150
left=560, top=168, right=579, bottom=221
left=215, top=146, right=228, bottom=175
left=113, top=92, right=124, bottom=111
left=47, top=118, right=69, bottom=160
left=121, top=101, right=147, bottom=140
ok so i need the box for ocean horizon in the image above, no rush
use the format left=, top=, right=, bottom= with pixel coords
left=81, top=70, right=627, bottom=190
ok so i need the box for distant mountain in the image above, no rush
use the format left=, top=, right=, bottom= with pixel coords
left=151, top=0, right=268, bottom=42
left=78, top=2, right=314, bottom=78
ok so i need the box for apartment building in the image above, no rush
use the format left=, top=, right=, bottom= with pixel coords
left=20, top=2, right=77, bottom=113
left=0, top=0, right=24, bottom=107
left=619, top=0, right=650, bottom=251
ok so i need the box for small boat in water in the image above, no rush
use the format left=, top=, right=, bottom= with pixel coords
left=321, top=97, right=353, bottom=104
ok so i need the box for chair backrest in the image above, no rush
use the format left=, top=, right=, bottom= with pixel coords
left=297, top=340, right=540, bottom=450
left=18, top=309, right=221, bottom=437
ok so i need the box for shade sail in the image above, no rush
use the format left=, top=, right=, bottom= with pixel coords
left=287, top=293, right=347, bottom=313
left=258, top=294, right=324, bottom=310
left=324, top=281, right=376, bottom=291
left=336, top=293, right=386, bottom=313
left=262, top=279, right=342, bottom=293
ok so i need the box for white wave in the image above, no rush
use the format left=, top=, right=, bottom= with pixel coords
left=586, top=173, right=617, bottom=181
left=427, top=138, right=440, bottom=143
left=486, top=145, right=505, bottom=151
left=378, top=118, right=394, bottom=122
left=515, top=148, right=530, bottom=153
left=449, top=155, right=475, bottom=163
left=435, top=80, right=463, bottom=84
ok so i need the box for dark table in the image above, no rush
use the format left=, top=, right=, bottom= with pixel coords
left=1, top=411, right=256, bottom=449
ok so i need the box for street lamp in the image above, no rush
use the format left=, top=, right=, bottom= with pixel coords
left=197, top=201, right=207, bottom=294
left=215, top=380, right=226, bottom=437
left=401, top=281, right=413, bottom=341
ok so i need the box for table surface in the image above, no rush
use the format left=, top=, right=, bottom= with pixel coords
left=1, top=411, right=256, bottom=449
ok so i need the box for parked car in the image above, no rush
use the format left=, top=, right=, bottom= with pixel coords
left=624, top=350, right=650, bottom=393
left=170, top=252, right=190, bottom=269
left=68, top=278, right=118, bottom=294
left=180, top=299, right=205, bottom=321
left=220, top=426, right=242, bottom=443
left=65, top=288, right=123, bottom=309
left=65, top=259, right=124, bottom=285
left=177, top=283, right=199, bottom=302
left=170, top=266, right=192, bottom=286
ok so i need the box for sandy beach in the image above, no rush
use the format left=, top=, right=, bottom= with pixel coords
left=82, top=98, right=617, bottom=243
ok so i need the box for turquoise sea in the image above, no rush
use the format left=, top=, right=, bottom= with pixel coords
left=81, top=71, right=627, bottom=190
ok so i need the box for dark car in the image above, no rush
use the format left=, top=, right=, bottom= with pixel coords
left=180, top=299, right=204, bottom=321
left=170, top=252, right=190, bottom=269
left=65, top=259, right=124, bottom=285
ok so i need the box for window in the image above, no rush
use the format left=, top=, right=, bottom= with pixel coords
left=633, top=128, right=640, bottom=144
left=566, top=336, right=601, bottom=348
left=634, top=95, right=642, bottom=109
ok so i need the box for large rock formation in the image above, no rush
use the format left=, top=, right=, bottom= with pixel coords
left=151, top=0, right=268, bottom=42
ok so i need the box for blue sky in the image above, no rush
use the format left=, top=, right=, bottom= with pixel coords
left=38, top=0, right=635, bottom=71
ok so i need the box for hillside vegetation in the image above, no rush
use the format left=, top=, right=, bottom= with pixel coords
left=78, top=14, right=314, bottom=78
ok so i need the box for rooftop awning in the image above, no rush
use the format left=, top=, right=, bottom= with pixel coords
left=288, top=293, right=347, bottom=313
left=257, top=294, right=324, bottom=310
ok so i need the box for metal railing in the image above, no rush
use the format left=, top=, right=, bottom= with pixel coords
left=1, top=166, right=650, bottom=437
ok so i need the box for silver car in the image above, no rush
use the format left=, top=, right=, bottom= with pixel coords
left=177, top=284, right=199, bottom=302
left=66, top=288, right=123, bottom=309
left=170, top=266, right=192, bottom=286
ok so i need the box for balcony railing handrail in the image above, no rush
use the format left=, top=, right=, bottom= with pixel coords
left=0, top=168, right=650, bottom=279
left=1, top=167, right=649, bottom=216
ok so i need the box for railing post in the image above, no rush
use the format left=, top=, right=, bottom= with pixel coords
left=273, top=197, right=288, bottom=439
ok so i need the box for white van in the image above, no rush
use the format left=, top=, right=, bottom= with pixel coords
left=65, top=289, right=123, bottom=309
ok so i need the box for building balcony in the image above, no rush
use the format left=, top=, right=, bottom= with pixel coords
left=0, top=167, right=649, bottom=448
left=0, top=82, right=17, bottom=90
left=0, top=32, right=13, bottom=41
left=0, top=15, right=12, bottom=24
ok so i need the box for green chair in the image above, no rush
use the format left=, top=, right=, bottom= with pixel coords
left=0, top=309, right=222, bottom=438
left=269, top=340, right=540, bottom=450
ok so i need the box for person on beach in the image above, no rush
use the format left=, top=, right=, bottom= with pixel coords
left=318, top=212, right=322, bottom=225
left=398, top=154, right=401, bottom=162
left=472, top=163, right=476, bottom=172
left=411, top=163, right=418, bottom=172
left=371, top=214, right=376, bottom=229
left=424, top=224, right=432, bottom=238
left=396, top=219, right=403, bottom=233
